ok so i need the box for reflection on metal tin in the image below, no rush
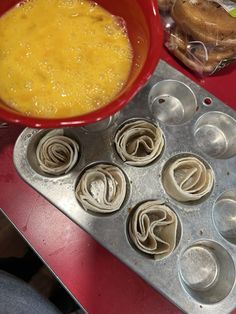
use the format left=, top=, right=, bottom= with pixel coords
left=180, top=245, right=219, bottom=291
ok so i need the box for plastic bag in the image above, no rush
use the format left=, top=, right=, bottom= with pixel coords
left=158, top=0, right=236, bottom=76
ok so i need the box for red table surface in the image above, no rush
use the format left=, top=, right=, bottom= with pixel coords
left=0, top=49, right=236, bottom=314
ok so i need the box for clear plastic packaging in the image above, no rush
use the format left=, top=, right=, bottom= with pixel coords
left=158, top=0, right=236, bottom=76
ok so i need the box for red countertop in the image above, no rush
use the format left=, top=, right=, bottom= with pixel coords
left=0, top=49, right=235, bottom=314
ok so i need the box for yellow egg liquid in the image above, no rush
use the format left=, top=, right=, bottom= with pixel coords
left=0, top=0, right=133, bottom=118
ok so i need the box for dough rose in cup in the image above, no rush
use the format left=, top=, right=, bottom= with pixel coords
left=163, top=156, right=214, bottom=202
left=129, top=200, right=178, bottom=260
left=75, top=164, right=126, bottom=214
left=115, top=120, right=164, bottom=166
left=36, top=129, right=79, bottom=176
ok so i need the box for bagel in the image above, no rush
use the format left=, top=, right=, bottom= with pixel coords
left=167, top=27, right=236, bottom=74
left=171, top=0, right=236, bottom=47
left=194, top=45, right=236, bottom=63
left=169, top=46, right=221, bottom=74
left=158, top=0, right=174, bottom=11
left=168, top=27, right=236, bottom=63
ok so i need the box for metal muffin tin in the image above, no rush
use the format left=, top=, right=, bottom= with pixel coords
left=14, top=60, right=236, bottom=313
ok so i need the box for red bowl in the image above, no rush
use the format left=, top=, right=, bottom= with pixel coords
left=0, top=0, right=163, bottom=128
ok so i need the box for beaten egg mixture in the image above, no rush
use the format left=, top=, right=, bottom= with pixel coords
left=0, top=0, right=133, bottom=118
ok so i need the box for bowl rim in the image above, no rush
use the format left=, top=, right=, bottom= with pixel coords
left=0, top=0, right=163, bottom=128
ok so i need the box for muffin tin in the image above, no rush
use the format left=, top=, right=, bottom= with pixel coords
left=13, top=60, right=236, bottom=313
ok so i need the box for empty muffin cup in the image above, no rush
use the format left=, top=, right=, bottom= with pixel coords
left=213, top=189, right=236, bottom=245
left=148, top=80, right=197, bottom=125
left=179, top=240, right=235, bottom=304
left=194, top=111, right=236, bottom=159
